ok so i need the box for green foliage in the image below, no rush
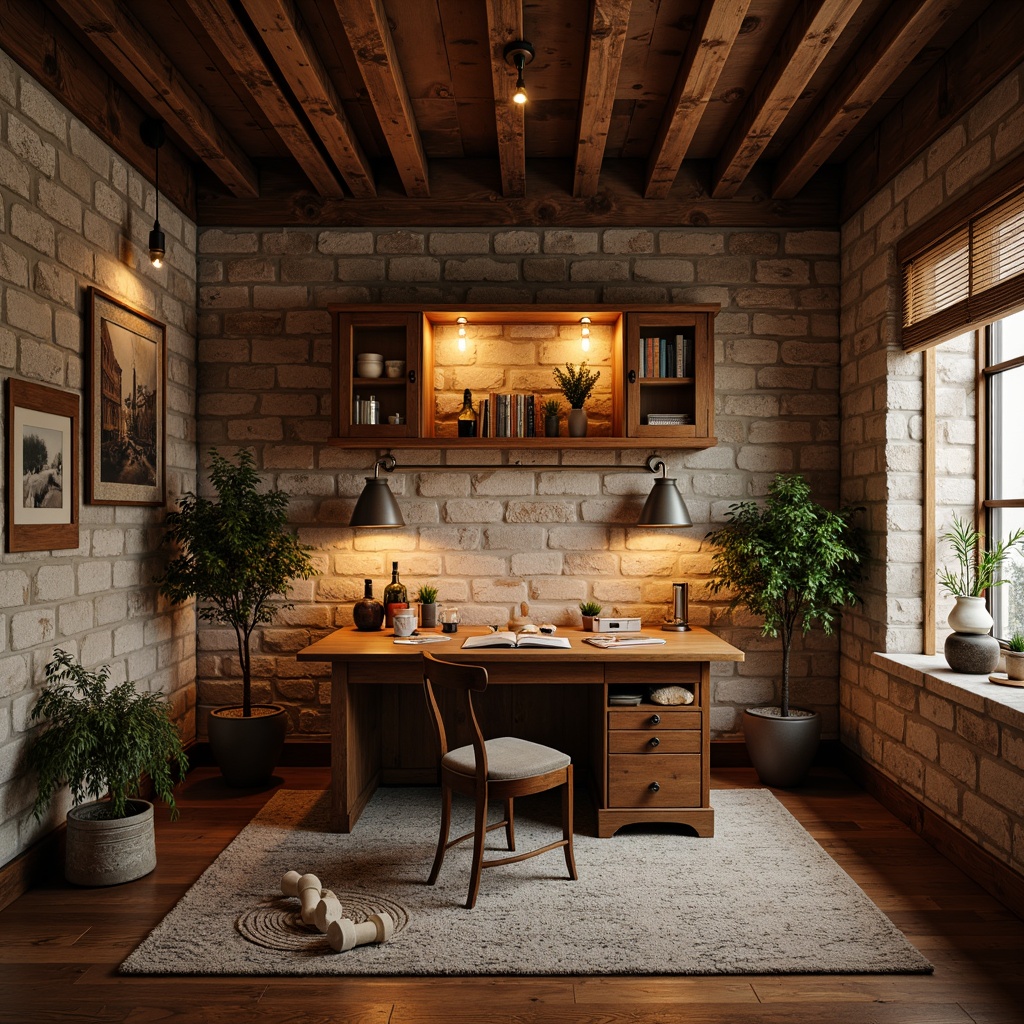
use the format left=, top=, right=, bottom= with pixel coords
left=156, top=449, right=315, bottom=715
left=579, top=600, right=603, bottom=617
left=707, top=474, right=866, bottom=716
left=552, top=362, right=601, bottom=409
left=1008, top=631, right=1024, bottom=653
left=417, top=584, right=438, bottom=604
left=542, top=398, right=561, bottom=417
left=29, top=649, right=187, bottom=822
left=23, top=432, right=48, bottom=474
left=937, top=514, right=1024, bottom=598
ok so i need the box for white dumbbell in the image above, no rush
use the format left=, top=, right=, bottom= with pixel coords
left=296, top=873, right=323, bottom=924
left=280, top=870, right=303, bottom=897
left=314, top=892, right=343, bottom=933
left=327, top=911, right=395, bottom=953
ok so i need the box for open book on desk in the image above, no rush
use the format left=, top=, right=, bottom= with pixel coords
left=582, top=635, right=666, bottom=648
left=461, top=631, right=571, bottom=650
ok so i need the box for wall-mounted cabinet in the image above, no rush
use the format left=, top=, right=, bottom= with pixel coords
left=330, top=304, right=718, bottom=450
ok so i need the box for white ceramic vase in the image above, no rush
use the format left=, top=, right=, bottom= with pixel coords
left=946, top=595, right=993, bottom=635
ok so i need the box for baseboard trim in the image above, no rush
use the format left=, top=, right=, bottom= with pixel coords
left=0, top=827, right=62, bottom=913
left=841, top=748, right=1024, bottom=921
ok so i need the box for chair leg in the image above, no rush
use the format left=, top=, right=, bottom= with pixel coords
left=504, top=797, right=515, bottom=851
left=562, top=765, right=578, bottom=881
left=466, top=787, right=488, bottom=909
left=427, top=783, right=452, bottom=885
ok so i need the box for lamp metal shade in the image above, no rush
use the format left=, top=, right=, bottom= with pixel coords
left=637, top=478, right=692, bottom=527
left=349, top=477, right=405, bottom=528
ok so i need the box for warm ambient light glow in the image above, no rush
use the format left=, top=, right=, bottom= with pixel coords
left=513, top=83, right=527, bottom=105
left=580, top=316, right=591, bottom=352
left=457, top=316, right=467, bottom=352
left=503, top=41, right=534, bottom=107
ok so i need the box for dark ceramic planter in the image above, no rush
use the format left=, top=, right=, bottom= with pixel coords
left=208, top=704, right=287, bottom=787
left=743, top=706, right=821, bottom=788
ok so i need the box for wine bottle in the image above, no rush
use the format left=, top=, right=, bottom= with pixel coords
left=383, top=561, right=408, bottom=628
left=457, top=388, right=478, bottom=437
left=352, top=578, right=384, bottom=632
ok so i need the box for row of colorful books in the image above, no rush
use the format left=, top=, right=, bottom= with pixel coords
left=641, top=334, right=694, bottom=379
left=479, top=394, right=537, bottom=438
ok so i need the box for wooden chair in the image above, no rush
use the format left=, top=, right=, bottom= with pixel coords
left=421, top=651, right=578, bottom=909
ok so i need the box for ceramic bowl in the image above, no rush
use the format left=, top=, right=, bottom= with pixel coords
left=385, top=360, right=406, bottom=378
left=355, top=353, right=384, bottom=378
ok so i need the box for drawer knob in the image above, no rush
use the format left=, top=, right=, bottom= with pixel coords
left=649, top=781, right=660, bottom=793
left=650, top=714, right=661, bottom=725
left=648, top=736, right=660, bottom=747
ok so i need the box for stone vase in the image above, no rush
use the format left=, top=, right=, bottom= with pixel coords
left=568, top=408, right=587, bottom=437
left=946, top=595, right=993, bottom=635
left=65, top=799, right=156, bottom=886
left=944, top=632, right=1000, bottom=674
left=421, top=602, right=437, bottom=628
left=1004, top=649, right=1024, bottom=680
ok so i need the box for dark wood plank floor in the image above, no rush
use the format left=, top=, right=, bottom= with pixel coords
left=1, top=766, right=1022, bottom=1023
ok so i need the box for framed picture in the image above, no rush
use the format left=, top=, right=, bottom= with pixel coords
left=5, top=378, right=80, bottom=553
left=87, top=288, right=166, bottom=505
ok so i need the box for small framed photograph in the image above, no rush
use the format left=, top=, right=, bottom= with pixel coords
left=6, top=378, right=80, bottom=553
left=87, top=287, right=166, bottom=505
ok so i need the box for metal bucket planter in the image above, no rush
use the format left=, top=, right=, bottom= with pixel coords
left=208, top=704, right=287, bottom=787
left=743, top=707, right=821, bottom=788
left=65, top=799, right=156, bottom=886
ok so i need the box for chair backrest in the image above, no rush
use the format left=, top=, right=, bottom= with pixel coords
left=422, top=652, right=489, bottom=778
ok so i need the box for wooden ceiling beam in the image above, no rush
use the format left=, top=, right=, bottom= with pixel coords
left=485, top=0, right=526, bottom=198
left=330, top=0, right=429, bottom=198
left=773, top=0, right=963, bottom=199
left=645, top=0, right=752, bottom=199
left=238, top=0, right=376, bottom=198
left=573, top=0, right=632, bottom=199
left=47, top=0, right=258, bottom=198
left=712, top=0, right=867, bottom=199
left=178, top=0, right=343, bottom=197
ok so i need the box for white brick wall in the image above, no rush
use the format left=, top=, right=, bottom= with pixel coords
left=0, top=49, right=197, bottom=867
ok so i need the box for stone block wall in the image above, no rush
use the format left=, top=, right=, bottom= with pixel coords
left=840, top=61, right=1024, bottom=876
left=196, top=225, right=842, bottom=742
left=0, top=48, right=198, bottom=866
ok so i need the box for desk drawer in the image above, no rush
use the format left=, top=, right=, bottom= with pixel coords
left=608, top=709, right=700, bottom=730
left=608, top=753, right=701, bottom=807
left=608, top=730, right=701, bottom=754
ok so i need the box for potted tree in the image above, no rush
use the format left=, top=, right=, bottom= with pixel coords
left=157, top=449, right=315, bottom=787
left=552, top=361, right=601, bottom=437
left=29, top=648, right=187, bottom=886
left=707, top=474, right=865, bottom=787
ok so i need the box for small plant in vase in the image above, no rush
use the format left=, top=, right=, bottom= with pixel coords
left=579, top=600, right=603, bottom=631
left=542, top=398, right=561, bottom=438
left=418, top=584, right=439, bottom=628
left=553, top=361, right=601, bottom=437
left=1005, top=632, right=1024, bottom=682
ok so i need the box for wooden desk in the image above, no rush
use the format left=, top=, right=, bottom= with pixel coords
left=297, top=625, right=743, bottom=836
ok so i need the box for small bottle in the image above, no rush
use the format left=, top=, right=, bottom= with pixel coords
left=457, top=388, right=478, bottom=437
left=367, top=395, right=379, bottom=425
left=383, top=561, right=408, bottom=628
left=354, top=393, right=362, bottom=425
left=352, top=578, right=384, bottom=632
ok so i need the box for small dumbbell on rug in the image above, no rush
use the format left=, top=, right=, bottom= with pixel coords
left=279, top=870, right=394, bottom=952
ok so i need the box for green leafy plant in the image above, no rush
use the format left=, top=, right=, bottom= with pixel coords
left=542, top=398, right=561, bottom=416
left=1008, top=631, right=1024, bottom=653
left=156, top=449, right=315, bottom=716
left=29, top=649, right=187, bottom=821
left=707, top=474, right=866, bottom=717
left=937, top=514, right=1024, bottom=598
left=417, top=584, right=438, bottom=604
left=579, top=600, right=603, bottom=617
left=552, top=361, right=601, bottom=409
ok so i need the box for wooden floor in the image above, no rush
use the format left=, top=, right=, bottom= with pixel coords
left=1, top=766, right=1023, bottom=1024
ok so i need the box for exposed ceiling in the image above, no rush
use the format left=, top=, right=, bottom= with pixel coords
left=12, top=0, right=1018, bottom=226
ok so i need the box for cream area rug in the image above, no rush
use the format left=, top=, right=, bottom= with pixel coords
left=121, top=787, right=931, bottom=976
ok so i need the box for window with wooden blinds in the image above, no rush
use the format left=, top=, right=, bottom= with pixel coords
left=899, top=181, right=1024, bottom=351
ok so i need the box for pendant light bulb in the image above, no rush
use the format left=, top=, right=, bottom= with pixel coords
left=504, top=41, right=535, bottom=107
left=457, top=316, right=467, bottom=353
left=580, top=316, right=591, bottom=352
left=141, top=118, right=166, bottom=269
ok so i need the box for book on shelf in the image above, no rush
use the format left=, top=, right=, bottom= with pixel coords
left=582, top=635, right=667, bottom=648
left=461, top=630, right=571, bottom=650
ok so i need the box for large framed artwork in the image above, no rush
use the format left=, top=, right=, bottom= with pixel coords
left=6, top=378, right=80, bottom=553
left=88, top=288, right=166, bottom=506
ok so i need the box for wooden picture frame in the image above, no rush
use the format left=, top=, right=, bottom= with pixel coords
left=87, top=287, right=166, bottom=506
left=6, top=378, right=80, bottom=553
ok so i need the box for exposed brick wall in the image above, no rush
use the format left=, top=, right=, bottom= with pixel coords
left=0, top=49, right=198, bottom=866
left=196, top=226, right=841, bottom=743
left=840, top=62, right=1024, bottom=877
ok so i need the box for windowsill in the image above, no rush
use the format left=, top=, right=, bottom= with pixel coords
left=871, top=652, right=1024, bottom=731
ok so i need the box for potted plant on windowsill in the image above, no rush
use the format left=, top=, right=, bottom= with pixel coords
left=579, top=600, right=602, bottom=631
left=157, top=449, right=315, bottom=787
left=1004, top=632, right=1024, bottom=681
left=29, top=648, right=187, bottom=886
left=707, top=474, right=866, bottom=788
left=553, top=361, right=601, bottom=438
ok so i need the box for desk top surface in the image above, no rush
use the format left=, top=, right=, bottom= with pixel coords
left=297, top=625, right=744, bottom=663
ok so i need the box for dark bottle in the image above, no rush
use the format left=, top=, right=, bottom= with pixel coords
left=353, top=578, right=384, bottom=632
left=383, top=561, right=408, bottom=628
left=457, top=388, right=478, bottom=437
